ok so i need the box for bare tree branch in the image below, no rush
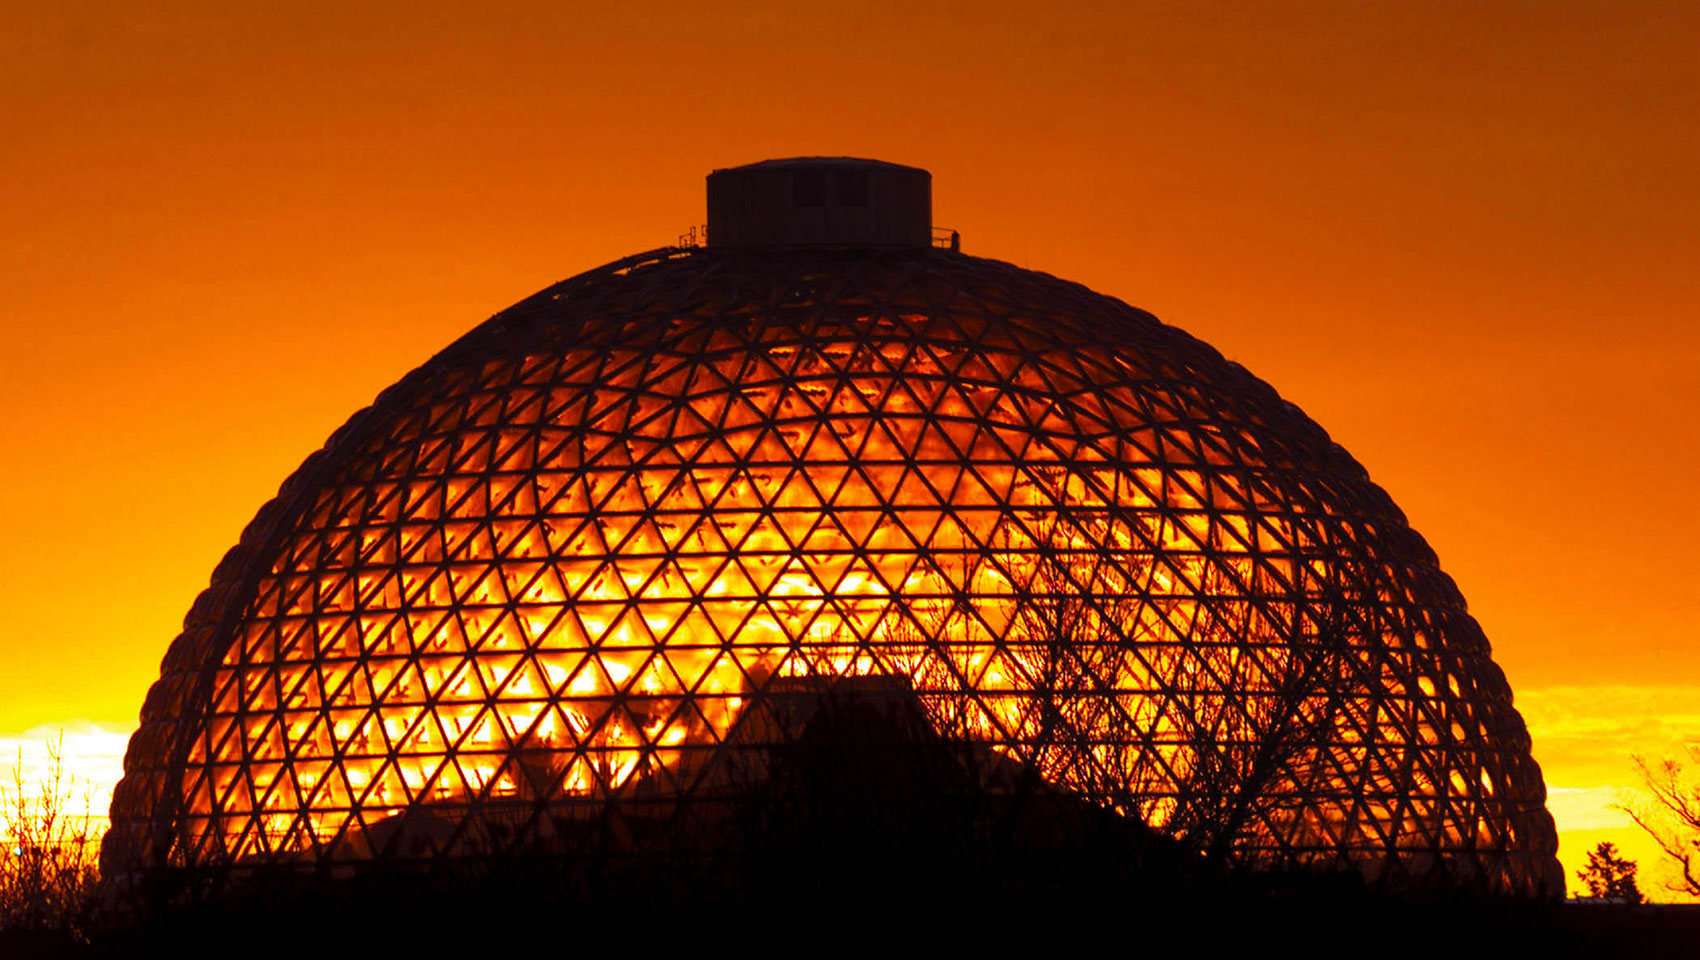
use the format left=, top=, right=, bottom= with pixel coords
left=0, top=733, right=104, bottom=937
left=1616, top=747, right=1700, bottom=898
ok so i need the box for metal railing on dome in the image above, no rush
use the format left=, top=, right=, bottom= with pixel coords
left=675, top=225, right=957, bottom=251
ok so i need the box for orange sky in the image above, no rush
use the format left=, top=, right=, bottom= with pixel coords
left=3, top=1, right=1696, bottom=897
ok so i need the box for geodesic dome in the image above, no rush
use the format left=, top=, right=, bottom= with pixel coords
left=107, top=161, right=1561, bottom=897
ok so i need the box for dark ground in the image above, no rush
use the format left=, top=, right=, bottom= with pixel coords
left=4, top=862, right=1693, bottom=959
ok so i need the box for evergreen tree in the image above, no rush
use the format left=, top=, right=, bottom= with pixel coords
left=1576, top=841, right=1643, bottom=903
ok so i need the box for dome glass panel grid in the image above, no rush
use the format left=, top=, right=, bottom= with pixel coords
left=108, top=247, right=1561, bottom=896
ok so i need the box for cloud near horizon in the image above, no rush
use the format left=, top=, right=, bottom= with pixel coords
left=0, top=721, right=131, bottom=837
left=1517, top=685, right=1700, bottom=901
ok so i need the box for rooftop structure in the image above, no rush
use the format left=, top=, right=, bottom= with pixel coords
left=705, top=157, right=931, bottom=249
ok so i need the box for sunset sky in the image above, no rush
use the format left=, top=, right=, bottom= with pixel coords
left=2, top=1, right=1695, bottom=897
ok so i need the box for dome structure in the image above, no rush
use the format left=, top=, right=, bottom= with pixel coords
left=107, top=159, right=1561, bottom=897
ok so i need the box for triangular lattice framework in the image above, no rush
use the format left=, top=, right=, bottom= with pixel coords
left=107, top=247, right=1561, bottom=896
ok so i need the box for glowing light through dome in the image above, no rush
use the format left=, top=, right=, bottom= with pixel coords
left=106, top=247, right=1560, bottom=895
